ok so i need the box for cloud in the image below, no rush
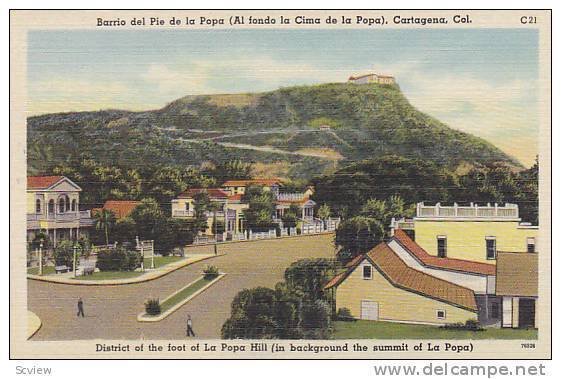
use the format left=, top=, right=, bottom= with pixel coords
left=27, top=78, right=142, bottom=115
left=140, top=55, right=346, bottom=96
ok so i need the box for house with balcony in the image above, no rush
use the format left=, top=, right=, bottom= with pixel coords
left=27, top=176, right=94, bottom=247
left=171, top=188, right=248, bottom=239
left=170, top=180, right=329, bottom=238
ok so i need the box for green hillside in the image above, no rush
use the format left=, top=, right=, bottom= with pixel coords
left=27, top=82, right=521, bottom=180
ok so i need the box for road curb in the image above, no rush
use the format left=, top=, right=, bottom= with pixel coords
left=137, top=273, right=227, bottom=322
left=27, top=311, right=42, bottom=340
left=27, top=254, right=221, bottom=286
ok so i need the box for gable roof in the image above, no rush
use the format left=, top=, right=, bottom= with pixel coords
left=495, top=252, right=538, bottom=297
left=95, top=200, right=141, bottom=219
left=222, top=179, right=281, bottom=187
left=178, top=188, right=229, bottom=199
left=27, top=176, right=81, bottom=191
left=325, top=242, right=477, bottom=312
left=392, top=229, right=496, bottom=276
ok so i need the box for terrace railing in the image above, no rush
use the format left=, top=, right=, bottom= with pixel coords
left=416, top=202, right=519, bottom=219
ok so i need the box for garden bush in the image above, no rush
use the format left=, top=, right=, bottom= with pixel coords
left=144, top=298, right=161, bottom=315
left=440, top=319, right=484, bottom=331
left=203, top=265, right=220, bottom=280
left=96, top=246, right=142, bottom=271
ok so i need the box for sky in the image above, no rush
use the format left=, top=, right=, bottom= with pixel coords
left=27, top=29, right=539, bottom=166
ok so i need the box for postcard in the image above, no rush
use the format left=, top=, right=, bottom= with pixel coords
left=9, top=9, right=551, bottom=359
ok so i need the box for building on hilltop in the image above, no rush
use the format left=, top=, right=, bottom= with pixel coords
left=348, top=72, right=396, bottom=85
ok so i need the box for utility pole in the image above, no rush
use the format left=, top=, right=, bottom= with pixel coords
left=151, top=240, right=155, bottom=269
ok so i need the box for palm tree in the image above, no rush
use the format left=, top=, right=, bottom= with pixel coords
left=93, top=209, right=116, bottom=246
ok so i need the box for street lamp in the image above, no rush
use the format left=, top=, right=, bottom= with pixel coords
left=38, top=239, right=44, bottom=276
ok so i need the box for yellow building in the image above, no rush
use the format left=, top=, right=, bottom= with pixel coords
left=27, top=176, right=94, bottom=246
left=325, top=242, right=478, bottom=325
left=171, top=188, right=248, bottom=237
left=399, top=202, right=538, bottom=264
left=222, top=179, right=281, bottom=196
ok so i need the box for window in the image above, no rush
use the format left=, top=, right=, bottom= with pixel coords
left=362, top=265, right=372, bottom=280
left=71, top=199, right=77, bottom=212
left=436, top=310, right=446, bottom=319
left=486, top=237, right=496, bottom=260
left=58, top=197, right=65, bottom=213
left=527, top=237, right=536, bottom=253
left=185, top=202, right=190, bottom=211
left=65, top=195, right=70, bottom=211
left=48, top=199, right=55, bottom=214
left=437, top=236, right=447, bottom=258
left=35, top=199, right=41, bottom=213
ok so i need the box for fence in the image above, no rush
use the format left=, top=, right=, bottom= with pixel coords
left=249, top=229, right=277, bottom=240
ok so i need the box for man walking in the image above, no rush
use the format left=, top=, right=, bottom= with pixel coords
left=77, top=297, right=85, bottom=318
left=186, top=315, right=195, bottom=337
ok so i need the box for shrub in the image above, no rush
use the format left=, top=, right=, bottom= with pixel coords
left=145, top=298, right=161, bottom=315
left=300, top=300, right=332, bottom=339
left=336, top=307, right=355, bottom=321
left=203, top=265, right=220, bottom=280
left=96, top=246, right=141, bottom=271
left=440, top=319, right=484, bottom=331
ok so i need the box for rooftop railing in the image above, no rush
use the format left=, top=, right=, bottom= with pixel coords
left=416, top=202, right=519, bottom=219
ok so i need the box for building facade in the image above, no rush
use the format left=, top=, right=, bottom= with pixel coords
left=27, top=176, right=94, bottom=247
left=348, top=72, right=396, bottom=85
left=393, top=202, right=538, bottom=264
left=325, top=242, right=478, bottom=325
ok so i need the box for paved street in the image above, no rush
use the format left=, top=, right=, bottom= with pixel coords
left=28, top=234, right=336, bottom=340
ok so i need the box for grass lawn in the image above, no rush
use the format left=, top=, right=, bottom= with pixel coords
left=331, top=320, right=538, bottom=340
left=159, top=276, right=218, bottom=313
left=73, top=270, right=143, bottom=281
left=27, top=266, right=56, bottom=275
left=143, top=255, right=184, bottom=269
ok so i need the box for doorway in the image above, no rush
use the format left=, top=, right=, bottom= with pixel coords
left=518, top=298, right=536, bottom=328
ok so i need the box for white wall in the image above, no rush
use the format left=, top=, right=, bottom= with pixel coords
left=388, top=240, right=491, bottom=294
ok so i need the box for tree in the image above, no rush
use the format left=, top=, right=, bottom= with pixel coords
left=283, top=258, right=337, bottom=301
left=129, top=198, right=165, bottom=241
left=335, top=216, right=385, bottom=262
left=112, top=217, right=137, bottom=244
left=93, top=209, right=116, bottom=245
left=53, top=240, right=76, bottom=267
left=193, top=192, right=211, bottom=234
left=212, top=159, right=252, bottom=183
left=221, top=287, right=279, bottom=339
left=281, top=204, right=300, bottom=230
left=317, top=204, right=331, bottom=222
left=242, top=185, right=276, bottom=230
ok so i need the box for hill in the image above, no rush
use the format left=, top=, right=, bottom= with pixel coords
left=27, top=82, right=521, bottom=180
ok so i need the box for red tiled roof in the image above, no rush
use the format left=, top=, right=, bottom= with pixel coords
left=222, top=179, right=281, bottom=187
left=27, top=176, right=65, bottom=190
left=368, top=243, right=477, bottom=311
left=392, top=229, right=496, bottom=276
left=228, top=194, right=243, bottom=201
left=178, top=188, right=229, bottom=199
left=99, top=200, right=141, bottom=219
left=324, top=272, right=346, bottom=290
left=324, top=243, right=478, bottom=311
